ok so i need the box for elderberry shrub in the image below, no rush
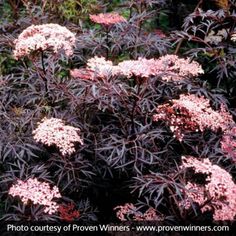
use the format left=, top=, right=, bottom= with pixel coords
left=0, top=0, right=235, bottom=226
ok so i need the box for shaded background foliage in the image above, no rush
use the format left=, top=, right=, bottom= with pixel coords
left=0, top=0, right=235, bottom=227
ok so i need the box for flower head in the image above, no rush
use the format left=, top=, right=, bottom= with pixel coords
left=71, top=56, right=119, bottom=79
left=13, top=23, right=76, bottom=59
left=33, top=117, right=83, bottom=156
left=158, top=54, right=204, bottom=80
left=114, top=203, right=161, bottom=221
left=231, top=32, right=236, bottom=42
left=221, top=127, right=236, bottom=163
left=70, top=68, right=95, bottom=80
left=90, top=12, right=126, bottom=26
left=116, top=54, right=204, bottom=80
left=153, top=94, right=234, bottom=141
left=204, top=29, right=228, bottom=45
left=180, top=156, right=236, bottom=221
left=117, top=58, right=157, bottom=78
left=73, top=55, right=203, bottom=81
left=87, top=56, right=118, bottom=78
left=9, top=178, right=61, bottom=215
left=153, top=103, right=199, bottom=141
left=116, top=55, right=203, bottom=80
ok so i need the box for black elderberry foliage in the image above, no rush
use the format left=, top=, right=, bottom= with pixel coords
left=0, top=0, right=235, bottom=227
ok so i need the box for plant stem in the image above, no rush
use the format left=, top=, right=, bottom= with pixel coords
left=41, top=50, right=48, bottom=94
left=134, top=20, right=143, bottom=59
left=194, top=0, right=203, bottom=12
left=131, top=81, right=141, bottom=134
left=105, top=27, right=110, bottom=59
left=174, top=39, right=184, bottom=55
left=41, top=50, right=46, bottom=74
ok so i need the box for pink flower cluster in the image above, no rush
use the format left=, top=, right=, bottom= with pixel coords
left=153, top=103, right=198, bottom=141
left=71, top=55, right=204, bottom=81
left=180, top=156, right=236, bottom=221
left=172, top=94, right=233, bottom=132
left=153, top=94, right=234, bottom=141
left=159, top=54, right=204, bottom=81
left=33, top=117, right=83, bottom=156
left=117, top=55, right=204, bottom=80
left=221, top=127, right=236, bottom=163
left=9, top=178, right=61, bottom=215
left=114, top=203, right=161, bottom=221
left=70, top=56, right=118, bottom=79
left=70, top=68, right=95, bottom=80
left=87, top=56, right=117, bottom=78
left=117, top=57, right=158, bottom=78
left=90, top=12, right=126, bottom=26
left=230, top=32, right=236, bottom=42
left=13, top=23, right=76, bottom=59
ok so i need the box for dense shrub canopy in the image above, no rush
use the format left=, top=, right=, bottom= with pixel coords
left=0, top=0, right=235, bottom=229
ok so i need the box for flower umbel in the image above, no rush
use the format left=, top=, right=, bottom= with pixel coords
left=33, top=117, right=83, bottom=156
left=221, top=126, right=236, bottom=163
left=180, top=156, right=236, bottom=221
left=89, top=12, right=126, bottom=26
left=87, top=56, right=118, bottom=78
left=72, top=55, right=204, bottom=81
left=231, top=32, right=236, bottom=42
left=70, top=56, right=119, bottom=79
left=114, top=203, right=162, bottom=221
left=13, top=23, right=76, bottom=59
left=117, top=55, right=204, bottom=79
left=153, top=94, right=233, bottom=141
left=9, top=178, right=61, bottom=214
left=70, top=68, right=95, bottom=80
